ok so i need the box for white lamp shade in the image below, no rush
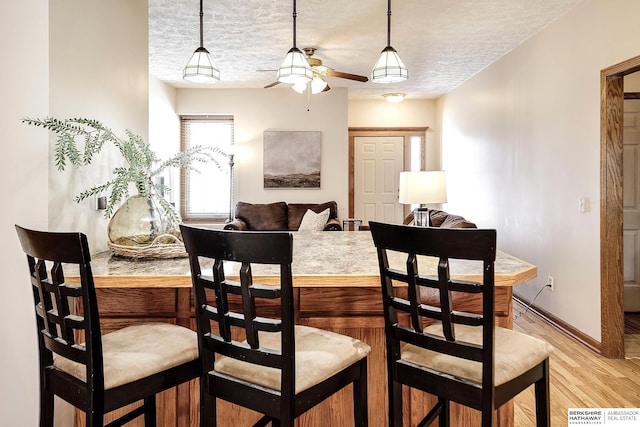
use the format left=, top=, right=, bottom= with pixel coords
left=183, top=47, right=220, bottom=83
left=292, top=82, right=307, bottom=93
left=277, top=47, right=313, bottom=84
left=399, top=171, right=447, bottom=204
left=371, top=46, right=408, bottom=83
left=310, top=76, right=328, bottom=94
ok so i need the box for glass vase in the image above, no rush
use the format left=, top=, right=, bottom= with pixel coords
left=107, top=194, right=180, bottom=246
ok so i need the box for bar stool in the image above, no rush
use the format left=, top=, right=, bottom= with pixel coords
left=15, top=225, right=200, bottom=427
left=180, top=225, right=371, bottom=427
left=369, top=222, right=552, bottom=426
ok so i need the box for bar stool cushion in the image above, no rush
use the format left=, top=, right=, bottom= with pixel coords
left=54, top=322, right=199, bottom=390
left=215, top=325, right=371, bottom=393
left=401, top=322, right=554, bottom=386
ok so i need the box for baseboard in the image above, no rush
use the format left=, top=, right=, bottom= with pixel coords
left=512, top=295, right=602, bottom=354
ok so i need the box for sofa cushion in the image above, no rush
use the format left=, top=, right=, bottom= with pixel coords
left=235, top=201, right=288, bottom=231
left=429, top=209, right=476, bottom=228
left=298, top=208, right=331, bottom=231
left=287, top=201, right=338, bottom=231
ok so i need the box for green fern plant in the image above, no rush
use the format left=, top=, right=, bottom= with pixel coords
left=22, top=117, right=225, bottom=227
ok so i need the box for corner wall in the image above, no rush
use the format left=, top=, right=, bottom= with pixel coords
left=436, top=0, right=640, bottom=341
left=0, top=2, right=49, bottom=425
left=49, top=0, right=149, bottom=253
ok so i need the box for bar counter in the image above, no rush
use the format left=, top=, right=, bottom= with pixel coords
left=72, top=230, right=536, bottom=427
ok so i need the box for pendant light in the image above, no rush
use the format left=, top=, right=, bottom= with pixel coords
left=371, top=0, right=408, bottom=83
left=183, top=0, right=220, bottom=83
left=277, top=0, right=313, bottom=85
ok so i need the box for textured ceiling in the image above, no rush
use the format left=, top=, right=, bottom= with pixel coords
left=149, top=0, right=584, bottom=100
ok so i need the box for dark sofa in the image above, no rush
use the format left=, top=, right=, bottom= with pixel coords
left=403, top=209, right=477, bottom=228
left=223, top=201, right=342, bottom=231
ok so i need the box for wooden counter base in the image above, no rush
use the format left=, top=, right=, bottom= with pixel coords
left=75, top=284, right=514, bottom=427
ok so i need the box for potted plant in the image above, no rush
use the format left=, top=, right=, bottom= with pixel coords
left=23, top=116, right=226, bottom=258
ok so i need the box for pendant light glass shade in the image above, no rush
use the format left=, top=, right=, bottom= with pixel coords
left=183, top=47, right=220, bottom=83
left=372, top=46, right=408, bottom=83
left=371, top=0, right=408, bottom=84
left=277, top=47, right=313, bottom=84
left=183, top=0, right=219, bottom=84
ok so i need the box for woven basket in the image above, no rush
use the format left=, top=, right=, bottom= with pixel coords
left=108, top=233, right=188, bottom=259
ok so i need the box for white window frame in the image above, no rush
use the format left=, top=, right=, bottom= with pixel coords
left=180, top=115, right=234, bottom=223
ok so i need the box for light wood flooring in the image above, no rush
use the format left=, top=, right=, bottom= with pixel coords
left=512, top=301, right=640, bottom=427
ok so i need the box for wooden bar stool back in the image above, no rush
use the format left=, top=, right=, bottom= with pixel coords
left=180, top=225, right=370, bottom=427
left=369, top=222, right=552, bottom=427
left=15, top=225, right=200, bottom=427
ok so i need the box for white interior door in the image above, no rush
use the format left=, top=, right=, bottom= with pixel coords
left=623, top=99, right=640, bottom=312
left=354, top=136, right=404, bottom=225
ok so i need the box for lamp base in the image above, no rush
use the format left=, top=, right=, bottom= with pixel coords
left=413, top=207, right=430, bottom=227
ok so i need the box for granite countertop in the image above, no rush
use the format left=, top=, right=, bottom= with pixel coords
left=84, top=231, right=536, bottom=288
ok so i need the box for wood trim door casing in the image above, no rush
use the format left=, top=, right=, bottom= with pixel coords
left=601, top=55, right=640, bottom=358
left=348, top=127, right=429, bottom=218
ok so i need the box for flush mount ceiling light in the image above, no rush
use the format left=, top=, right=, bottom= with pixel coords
left=183, top=0, right=220, bottom=83
left=383, top=93, right=406, bottom=103
left=371, top=0, right=408, bottom=84
left=277, top=0, right=313, bottom=85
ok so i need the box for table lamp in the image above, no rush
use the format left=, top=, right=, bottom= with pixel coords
left=398, top=171, right=447, bottom=226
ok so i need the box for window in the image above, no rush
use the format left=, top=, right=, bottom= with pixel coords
left=180, top=115, right=234, bottom=222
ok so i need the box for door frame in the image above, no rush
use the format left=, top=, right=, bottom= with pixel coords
left=348, top=127, right=428, bottom=218
left=601, top=55, right=640, bottom=358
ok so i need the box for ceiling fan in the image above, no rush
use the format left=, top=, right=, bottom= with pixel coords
left=264, top=47, right=368, bottom=94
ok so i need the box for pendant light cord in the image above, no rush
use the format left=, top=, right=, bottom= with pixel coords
left=292, top=0, right=298, bottom=48
left=386, top=0, right=392, bottom=47
left=198, top=0, right=204, bottom=48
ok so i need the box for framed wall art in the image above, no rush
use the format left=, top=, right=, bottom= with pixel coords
left=263, top=130, right=321, bottom=188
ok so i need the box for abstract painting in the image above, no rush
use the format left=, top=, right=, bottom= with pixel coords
left=263, top=131, right=321, bottom=188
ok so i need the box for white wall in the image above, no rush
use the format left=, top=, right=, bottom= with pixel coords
left=0, top=1, right=149, bottom=425
left=436, top=0, right=640, bottom=341
left=177, top=88, right=350, bottom=219
left=0, top=2, right=49, bottom=426
left=49, top=0, right=149, bottom=253
left=348, top=99, right=437, bottom=128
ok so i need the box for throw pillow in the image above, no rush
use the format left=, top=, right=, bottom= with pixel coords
left=298, top=208, right=330, bottom=231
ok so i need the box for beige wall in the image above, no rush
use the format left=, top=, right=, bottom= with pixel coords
left=175, top=88, right=351, bottom=219
left=0, top=1, right=149, bottom=424
left=349, top=99, right=440, bottom=170
left=0, top=2, right=49, bottom=426
left=437, top=0, right=640, bottom=341
left=49, top=0, right=149, bottom=253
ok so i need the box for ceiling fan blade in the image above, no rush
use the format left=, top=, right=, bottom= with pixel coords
left=264, top=81, right=281, bottom=89
left=323, top=84, right=331, bottom=93
left=325, top=69, right=368, bottom=82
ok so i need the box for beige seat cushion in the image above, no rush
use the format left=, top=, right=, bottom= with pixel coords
left=214, top=325, right=371, bottom=393
left=401, top=323, right=553, bottom=386
left=54, top=322, right=199, bottom=390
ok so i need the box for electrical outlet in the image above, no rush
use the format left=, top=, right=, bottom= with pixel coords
left=547, top=276, right=554, bottom=292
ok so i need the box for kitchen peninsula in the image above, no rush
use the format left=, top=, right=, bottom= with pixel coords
left=70, top=230, right=536, bottom=427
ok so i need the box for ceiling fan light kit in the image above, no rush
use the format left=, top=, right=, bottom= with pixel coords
left=371, top=0, right=408, bottom=84
left=183, top=0, right=219, bottom=83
